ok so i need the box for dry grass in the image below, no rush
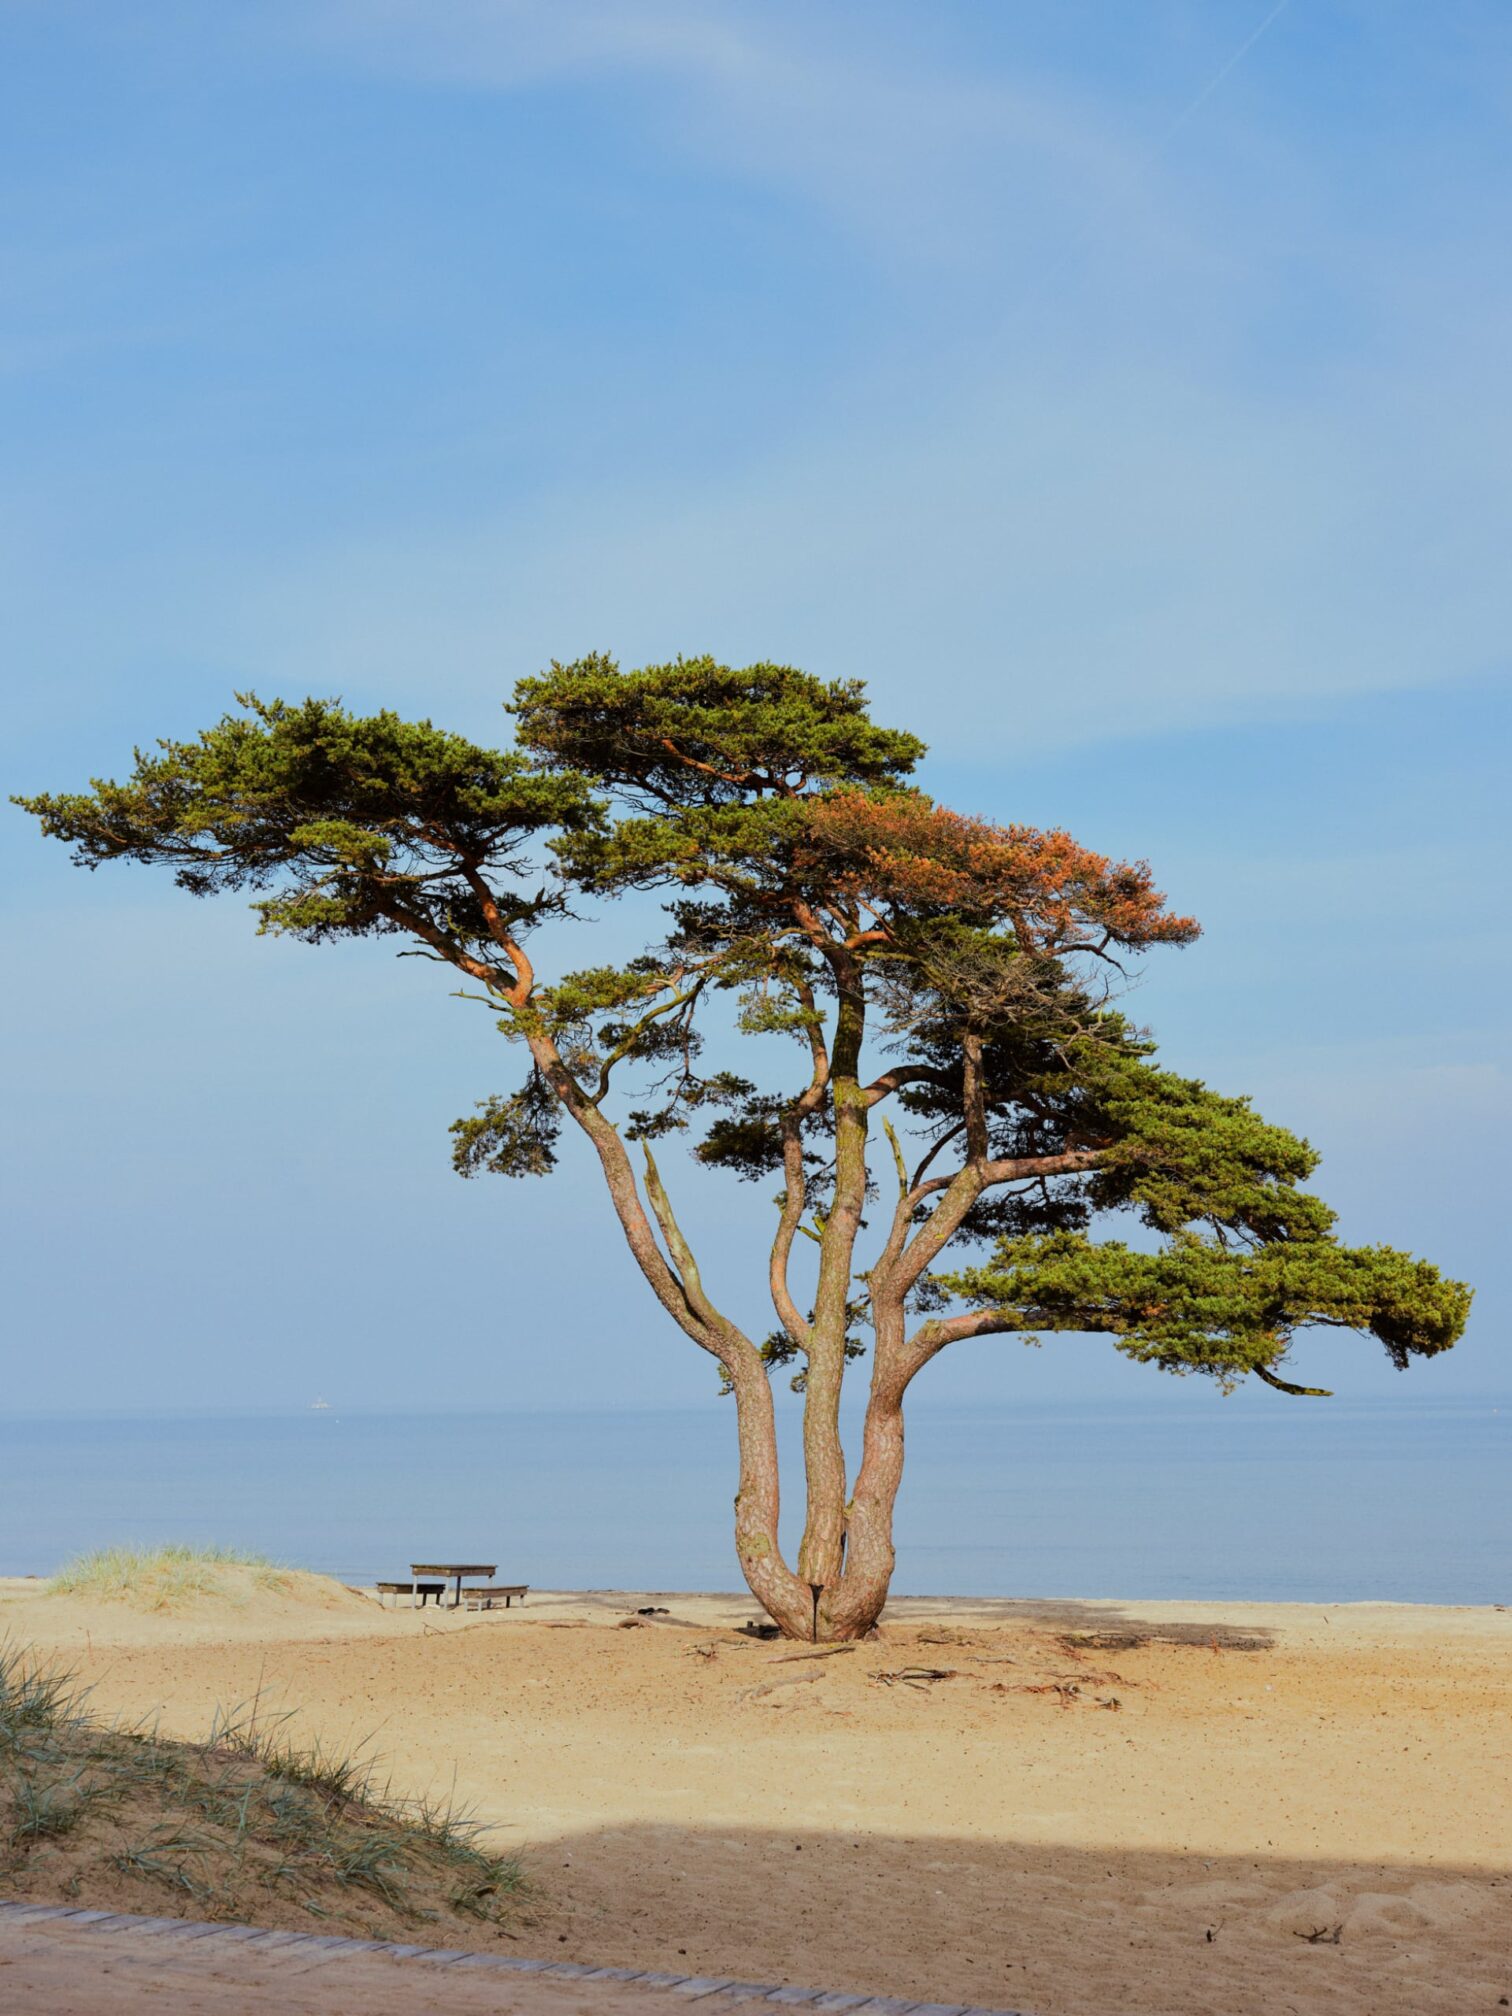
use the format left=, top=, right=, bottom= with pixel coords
left=0, top=1641, right=529, bottom=1941
left=47, top=1544, right=296, bottom=1611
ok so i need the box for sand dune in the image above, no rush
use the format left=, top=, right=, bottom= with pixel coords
left=4, top=1567, right=382, bottom=1642
left=4, top=1581, right=1509, bottom=2016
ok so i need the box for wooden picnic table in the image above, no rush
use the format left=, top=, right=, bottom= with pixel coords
left=461, top=1584, right=529, bottom=1610
left=410, top=1562, right=496, bottom=1609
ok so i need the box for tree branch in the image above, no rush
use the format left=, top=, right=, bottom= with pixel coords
left=769, top=977, right=830, bottom=1350
left=383, top=882, right=751, bottom=1371
left=1255, top=1365, right=1333, bottom=1398
left=590, top=978, right=703, bottom=1105
left=979, top=1147, right=1104, bottom=1189
left=907, top=1307, right=1023, bottom=1360
left=641, top=1144, right=723, bottom=1331
left=458, top=864, right=533, bottom=1005
left=654, top=736, right=747, bottom=790
left=909, top=1120, right=965, bottom=1193
left=961, top=1033, right=988, bottom=1161
left=519, top=1028, right=757, bottom=1373
left=383, top=898, right=520, bottom=1001
left=868, top=1119, right=923, bottom=1304
left=880, top=1118, right=909, bottom=1198
left=861, top=1063, right=953, bottom=1109
left=894, top=1148, right=1106, bottom=1299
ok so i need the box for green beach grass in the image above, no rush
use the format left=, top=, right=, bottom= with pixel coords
left=0, top=1640, right=528, bottom=1936
left=47, top=1544, right=297, bottom=1610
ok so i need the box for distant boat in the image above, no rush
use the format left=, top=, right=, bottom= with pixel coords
left=310, top=1397, right=331, bottom=1410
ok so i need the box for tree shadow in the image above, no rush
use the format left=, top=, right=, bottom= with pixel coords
left=881, top=1594, right=1278, bottom=1650
left=516, top=1820, right=1507, bottom=2016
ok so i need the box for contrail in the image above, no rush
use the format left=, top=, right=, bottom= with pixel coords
left=995, top=0, right=1300, bottom=336
left=1159, top=0, right=1295, bottom=149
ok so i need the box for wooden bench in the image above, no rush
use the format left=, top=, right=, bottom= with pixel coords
left=376, top=1580, right=445, bottom=1608
left=411, top=1562, right=496, bottom=1609
left=460, top=1584, right=529, bottom=1611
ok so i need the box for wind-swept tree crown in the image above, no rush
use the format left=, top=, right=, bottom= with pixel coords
left=513, top=659, right=1197, bottom=1002
left=512, top=652, right=925, bottom=807
left=16, top=662, right=1471, bottom=1418
left=17, top=694, right=601, bottom=967
left=938, top=1231, right=1469, bottom=1391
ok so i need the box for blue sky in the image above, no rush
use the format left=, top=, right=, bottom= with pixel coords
left=3, top=0, right=1508, bottom=1417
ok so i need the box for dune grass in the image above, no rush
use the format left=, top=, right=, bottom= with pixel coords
left=0, top=1641, right=529, bottom=1936
left=47, top=1544, right=296, bottom=1610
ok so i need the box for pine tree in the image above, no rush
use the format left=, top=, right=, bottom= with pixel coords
left=18, top=662, right=1471, bottom=1638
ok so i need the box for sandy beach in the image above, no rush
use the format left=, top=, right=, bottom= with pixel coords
left=3, top=1577, right=1508, bottom=2016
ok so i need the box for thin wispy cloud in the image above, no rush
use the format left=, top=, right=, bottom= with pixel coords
left=151, top=0, right=1495, bottom=753
left=290, top=0, right=1165, bottom=268
left=214, top=333, right=1506, bottom=758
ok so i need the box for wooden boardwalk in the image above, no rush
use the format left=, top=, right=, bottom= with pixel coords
left=0, top=1901, right=1029, bottom=2016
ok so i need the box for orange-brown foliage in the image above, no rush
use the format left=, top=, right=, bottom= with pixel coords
left=803, top=793, right=1200, bottom=952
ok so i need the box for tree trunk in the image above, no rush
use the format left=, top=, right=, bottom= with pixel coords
left=796, top=1337, right=848, bottom=1595
left=726, top=1345, right=903, bottom=1643
left=528, top=1008, right=900, bottom=1642
left=796, top=991, right=868, bottom=1618
left=820, top=1370, right=905, bottom=1638
left=728, top=1356, right=813, bottom=1637
left=813, top=1289, right=911, bottom=1639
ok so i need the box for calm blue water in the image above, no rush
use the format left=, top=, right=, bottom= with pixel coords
left=1, top=1399, right=1507, bottom=1605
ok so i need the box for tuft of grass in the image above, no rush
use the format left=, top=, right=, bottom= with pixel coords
left=399, top=1782, right=528, bottom=1918
left=0, top=1643, right=530, bottom=1940
left=209, top=1694, right=383, bottom=1808
left=0, top=1643, right=89, bottom=1761
left=48, top=1544, right=294, bottom=1611
left=109, top=1830, right=217, bottom=1899
left=12, top=1774, right=87, bottom=1843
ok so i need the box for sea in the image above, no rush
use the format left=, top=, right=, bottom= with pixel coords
left=1, top=1397, right=1507, bottom=1606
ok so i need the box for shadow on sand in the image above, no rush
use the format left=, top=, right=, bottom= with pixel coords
left=515, top=1820, right=1506, bottom=2016
left=879, top=1595, right=1278, bottom=1649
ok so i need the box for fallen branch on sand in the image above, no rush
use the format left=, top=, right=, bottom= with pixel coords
left=1024, top=1682, right=1081, bottom=1706
left=739, top=1667, right=829, bottom=1702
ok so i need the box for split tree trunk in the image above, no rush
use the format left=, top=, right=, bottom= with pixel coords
left=728, top=1329, right=912, bottom=1644
left=524, top=1008, right=912, bottom=1642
